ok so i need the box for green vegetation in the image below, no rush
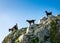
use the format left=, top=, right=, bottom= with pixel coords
left=32, top=36, right=39, bottom=43
left=50, top=19, right=58, bottom=43
left=15, top=38, right=19, bottom=43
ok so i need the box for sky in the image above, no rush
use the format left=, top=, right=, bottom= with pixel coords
left=0, top=0, right=60, bottom=43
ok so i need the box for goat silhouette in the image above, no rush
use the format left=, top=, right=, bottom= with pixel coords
left=9, top=24, right=18, bottom=32
left=26, top=20, right=35, bottom=26
left=45, top=11, right=52, bottom=16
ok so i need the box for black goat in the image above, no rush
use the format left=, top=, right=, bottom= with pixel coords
left=45, top=11, right=52, bottom=17
left=26, top=20, right=35, bottom=26
left=9, top=24, right=18, bottom=32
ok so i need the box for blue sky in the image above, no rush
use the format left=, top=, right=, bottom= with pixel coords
left=0, top=0, right=60, bottom=43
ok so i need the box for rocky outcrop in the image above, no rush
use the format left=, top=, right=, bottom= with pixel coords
left=2, top=14, right=60, bottom=43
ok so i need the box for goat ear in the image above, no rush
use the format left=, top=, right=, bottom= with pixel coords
left=51, top=12, right=52, bottom=13
left=16, top=23, right=17, bottom=25
left=45, top=11, right=47, bottom=13
left=9, top=29, right=10, bottom=32
left=26, top=20, right=28, bottom=22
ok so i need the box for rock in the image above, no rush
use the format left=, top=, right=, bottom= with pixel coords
left=2, top=14, right=60, bottom=43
